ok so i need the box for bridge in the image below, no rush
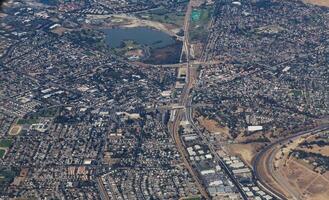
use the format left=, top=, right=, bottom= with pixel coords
left=146, top=103, right=213, bottom=111
left=150, top=60, right=222, bottom=68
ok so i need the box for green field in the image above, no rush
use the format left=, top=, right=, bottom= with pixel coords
left=189, top=6, right=214, bottom=42
left=17, top=107, right=59, bottom=125
left=181, top=197, right=202, bottom=200
left=0, top=149, right=5, bottom=159
left=191, top=10, right=202, bottom=21
left=0, top=167, right=18, bottom=192
left=0, top=139, right=13, bottom=148
left=137, top=7, right=185, bottom=27
left=114, top=40, right=141, bottom=53
left=17, top=118, right=38, bottom=125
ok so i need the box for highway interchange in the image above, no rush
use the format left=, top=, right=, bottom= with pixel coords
left=168, top=1, right=329, bottom=199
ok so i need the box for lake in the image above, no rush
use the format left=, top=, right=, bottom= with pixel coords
left=104, top=27, right=176, bottom=49
left=104, top=27, right=182, bottom=64
left=40, top=0, right=57, bottom=6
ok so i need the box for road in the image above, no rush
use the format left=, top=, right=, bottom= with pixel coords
left=168, top=0, right=211, bottom=199
left=151, top=60, right=222, bottom=68
left=185, top=99, right=249, bottom=200
left=253, top=125, right=329, bottom=200
left=169, top=112, right=210, bottom=199
left=169, top=0, right=249, bottom=199
left=180, top=0, right=193, bottom=64
left=169, top=0, right=250, bottom=199
left=97, top=177, right=111, bottom=200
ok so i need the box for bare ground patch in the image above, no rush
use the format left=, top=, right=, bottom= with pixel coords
left=9, top=124, right=22, bottom=136
left=197, top=116, right=230, bottom=139
left=306, top=176, right=329, bottom=200
left=227, top=143, right=262, bottom=166
left=303, top=0, right=329, bottom=7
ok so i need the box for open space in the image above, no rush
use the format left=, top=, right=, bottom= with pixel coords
left=303, top=0, right=329, bottom=7
left=137, top=6, right=186, bottom=28
left=9, top=124, right=22, bottom=136
left=197, top=116, right=230, bottom=139
left=0, top=139, right=13, bottom=148
left=0, top=149, right=5, bottom=159
left=227, top=143, right=261, bottom=166
left=189, top=6, right=213, bottom=42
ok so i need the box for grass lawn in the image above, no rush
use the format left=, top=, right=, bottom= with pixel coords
left=180, top=197, right=202, bottom=200
left=0, top=139, right=13, bottom=148
left=0, top=167, right=18, bottom=192
left=189, top=6, right=214, bottom=42
left=17, top=107, right=60, bottom=125
left=0, top=149, right=5, bottom=158
left=113, top=40, right=143, bottom=57
left=149, top=12, right=185, bottom=26
left=137, top=7, right=185, bottom=27
left=17, top=118, right=38, bottom=125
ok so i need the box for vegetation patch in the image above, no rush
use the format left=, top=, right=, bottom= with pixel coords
left=0, top=167, right=18, bottom=194
left=191, top=10, right=201, bottom=21
left=180, top=196, right=202, bottom=200
left=0, top=150, right=5, bottom=159
left=189, top=6, right=214, bottom=42
left=114, top=40, right=143, bottom=55
left=143, top=41, right=183, bottom=65
left=0, top=139, right=13, bottom=148
left=17, top=118, right=38, bottom=125
left=17, top=107, right=59, bottom=125
left=137, top=6, right=186, bottom=27
left=66, top=30, right=109, bottom=51
left=293, top=150, right=329, bottom=170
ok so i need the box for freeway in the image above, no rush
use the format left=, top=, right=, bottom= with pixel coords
left=97, top=177, right=111, bottom=200
left=180, top=0, right=193, bottom=65
left=169, top=112, right=211, bottom=199
left=151, top=60, right=222, bottom=68
left=185, top=99, right=249, bottom=200
left=168, top=0, right=211, bottom=199
left=252, top=125, right=329, bottom=200
left=169, top=0, right=250, bottom=199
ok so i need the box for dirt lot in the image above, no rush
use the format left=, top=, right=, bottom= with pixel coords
left=51, top=27, right=73, bottom=35
left=226, top=143, right=262, bottom=166
left=125, top=49, right=144, bottom=57
left=303, top=0, right=329, bottom=7
left=306, top=176, right=329, bottom=200
left=197, top=117, right=230, bottom=139
left=267, top=154, right=329, bottom=200
left=255, top=130, right=329, bottom=200
left=9, top=124, right=22, bottom=136
left=275, top=135, right=329, bottom=200
left=281, top=159, right=315, bottom=193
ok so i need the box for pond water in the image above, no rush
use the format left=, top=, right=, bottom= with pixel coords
left=40, top=0, right=57, bottom=6
left=103, top=27, right=176, bottom=49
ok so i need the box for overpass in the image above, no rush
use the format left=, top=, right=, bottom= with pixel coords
left=150, top=60, right=222, bottom=68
